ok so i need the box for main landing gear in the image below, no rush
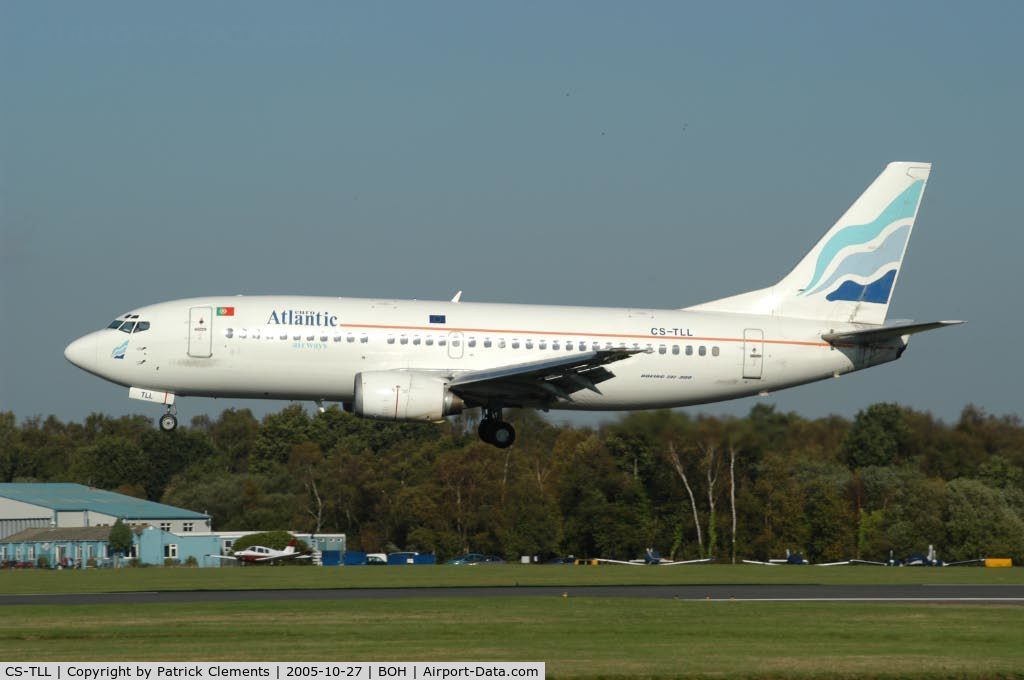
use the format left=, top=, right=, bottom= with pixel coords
left=158, top=405, right=178, bottom=432
left=478, top=406, right=515, bottom=449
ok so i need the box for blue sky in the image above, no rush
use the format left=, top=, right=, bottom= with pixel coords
left=1, top=2, right=1021, bottom=425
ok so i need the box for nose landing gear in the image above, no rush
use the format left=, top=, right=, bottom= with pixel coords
left=158, top=405, right=178, bottom=432
left=478, top=406, right=515, bottom=448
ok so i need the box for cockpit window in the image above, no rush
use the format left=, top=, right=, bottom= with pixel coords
left=119, top=321, right=136, bottom=333
left=108, top=320, right=123, bottom=329
left=134, top=321, right=150, bottom=333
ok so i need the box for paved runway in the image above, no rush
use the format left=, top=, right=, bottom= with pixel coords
left=3, top=584, right=1024, bottom=606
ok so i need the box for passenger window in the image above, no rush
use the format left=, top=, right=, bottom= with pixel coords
left=498, top=339, right=506, bottom=349
left=539, top=340, right=547, bottom=350
left=224, top=328, right=234, bottom=339
left=387, top=336, right=395, bottom=344
left=135, top=321, right=150, bottom=333
left=119, top=322, right=136, bottom=334
left=552, top=341, right=560, bottom=350
left=239, top=329, right=248, bottom=339
left=686, top=345, right=693, bottom=356
left=452, top=339, right=461, bottom=347
left=400, top=336, right=408, bottom=345
left=525, top=340, right=534, bottom=349
left=566, top=342, right=574, bottom=351
left=468, top=338, right=476, bottom=348
left=438, top=338, right=447, bottom=346
left=280, top=332, right=288, bottom=340
left=699, top=346, right=707, bottom=356
left=511, top=340, right=520, bottom=349
left=319, top=334, right=327, bottom=342
left=712, top=346, right=720, bottom=357
left=592, top=342, right=600, bottom=351
left=659, top=345, right=667, bottom=354
left=672, top=345, right=680, bottom=355
left=414, top=336, right=422, bottom=345
left=360, top=335, right=368, bottom=343
left=425, top=337, right=434, bottom=346
left=484, top=339, right=492, bottom=348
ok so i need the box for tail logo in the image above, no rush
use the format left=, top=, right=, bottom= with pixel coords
left=802, top=180, right=924, bottom=304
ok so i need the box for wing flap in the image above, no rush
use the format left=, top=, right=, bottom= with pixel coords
left=448, top=348, right=643, bottom=407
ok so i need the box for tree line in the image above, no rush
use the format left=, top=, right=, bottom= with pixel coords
left=1, top=402, right=1022, bottom=563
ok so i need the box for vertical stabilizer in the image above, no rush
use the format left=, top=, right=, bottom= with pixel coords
left=687, top=162, right=931, bottom=324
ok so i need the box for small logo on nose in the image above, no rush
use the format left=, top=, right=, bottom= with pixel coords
left=111, top=340, right=128, bottom=360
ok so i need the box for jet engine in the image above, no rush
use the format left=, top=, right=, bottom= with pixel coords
left=352, top=371, right=465, bottom=421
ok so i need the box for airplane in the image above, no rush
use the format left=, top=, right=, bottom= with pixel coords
left=64, top=161, right=962, bottom=448
left=209, top=538, right=312, bottom=564
left=743, top=550, right=851, bottom=567
left=595, top=548, right=713, bottom=566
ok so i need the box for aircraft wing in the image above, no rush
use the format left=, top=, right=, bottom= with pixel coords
left=592, top=558, right=644, bottom=566
left=207, top=554, right=239, bottom=561
left=822, top=320, right=963, bottom=346
left=659, top=558, right=714, bottom=566
left=256, top=553, right=312, bottom=562
left=448, top=348, right=644, bottom=407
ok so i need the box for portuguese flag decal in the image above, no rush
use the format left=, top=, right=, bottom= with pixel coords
left=216, top=307, right=235, bottom=316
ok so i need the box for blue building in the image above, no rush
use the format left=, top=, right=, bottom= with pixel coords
left=0, top=524, right=222, bottom=567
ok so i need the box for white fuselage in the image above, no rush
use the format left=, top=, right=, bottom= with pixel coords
left=65, top=295, right=901, bottom=411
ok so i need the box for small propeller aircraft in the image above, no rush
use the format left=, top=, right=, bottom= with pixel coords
left=743, top=550, right=850, bottom=567
left=595, top=548, right=713, bottom=566
left=209, top=538, right=312, bottom=565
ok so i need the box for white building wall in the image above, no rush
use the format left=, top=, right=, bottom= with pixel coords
left=0, top=498, right=52, bottom=520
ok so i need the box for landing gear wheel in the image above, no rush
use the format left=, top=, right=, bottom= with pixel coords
left=491, top=421, right=516, bottom=449
left=158, top=413, right=178, bottom=432
left=478, top=420, right=498, bottom=444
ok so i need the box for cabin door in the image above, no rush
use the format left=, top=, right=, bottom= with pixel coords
left=188, top=306, right=213, bottom=358
left=743, top=328, right=764, bottom=379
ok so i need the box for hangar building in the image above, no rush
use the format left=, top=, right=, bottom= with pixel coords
left=0, top=483, right=211, bottom=539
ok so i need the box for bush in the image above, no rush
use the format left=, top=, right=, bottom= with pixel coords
left=36, top=555, right=49, bottom=569
left=128, top=558, right=150, bottom=568
left=163, top=558, right=181, bottom=567
left=184, top=555, right=198, bottom=567
left=86, top=557, right=97, bottom=568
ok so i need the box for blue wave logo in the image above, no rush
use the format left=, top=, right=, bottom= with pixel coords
left=803, top=180, right=923, bottom=295
left=111, top=340, right=128, bottom=360
left=825, top=269, right=897, bottom=304
left=805, top=224, right=910, bottom=297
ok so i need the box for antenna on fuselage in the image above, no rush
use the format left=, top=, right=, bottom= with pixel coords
left=451, top=290, right=463, bottom=303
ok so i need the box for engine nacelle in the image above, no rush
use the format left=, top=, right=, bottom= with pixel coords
left=352, top=371, right=465, bottom=422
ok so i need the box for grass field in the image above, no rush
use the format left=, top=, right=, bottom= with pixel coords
left=1, top=597, right=1023, bottom=678
left=1, top=563, right=1022, bottom=595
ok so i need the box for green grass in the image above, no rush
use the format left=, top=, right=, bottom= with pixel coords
left=1, top=564, right=1021, bottom=595
left=1, top=597, right=1023, bottom=678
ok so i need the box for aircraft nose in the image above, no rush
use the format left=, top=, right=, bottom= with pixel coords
left=64, top=333, right=98, bottom=371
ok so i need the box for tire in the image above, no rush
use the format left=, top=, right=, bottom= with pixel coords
left=159, top=414, right=178, bottom=432
left=478, top=419, right=497, bottom=444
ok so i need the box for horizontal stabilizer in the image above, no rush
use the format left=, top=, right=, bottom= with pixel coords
left=822, top=320, right=964, bottom=345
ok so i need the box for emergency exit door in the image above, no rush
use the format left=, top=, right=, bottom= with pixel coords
left=743, top=328, right=764, bottom=379
left=188, top=306, right=213, bottom=358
